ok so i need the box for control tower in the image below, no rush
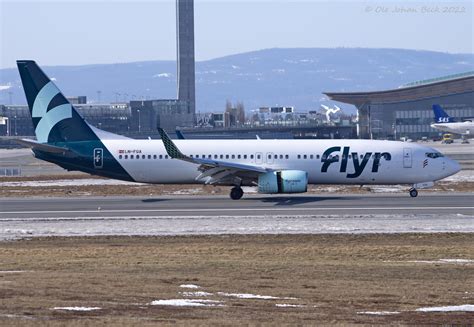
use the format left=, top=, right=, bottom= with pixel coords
left=176, top=0, right=195, bottom=120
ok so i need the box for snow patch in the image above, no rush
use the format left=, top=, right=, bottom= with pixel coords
left=217, top=292, right=295, bottom=300
left=150, top=299, right=223, bottom=307
left=416, top=304, right=474, bottom=312
left=357, top=311, right=400, bottom=315
left=272, top=69, right=285, bottom=74
left=276, top=304, right=305, bottom=308
left=52, top=307, right=101, bottom=311
left=408, top=259, right=474, bottom=265
left=0, top=179, right=141, bottom=187
left=152, top=73, right=172, bottom=78
left=181, top=291, right=213, bottom=297
left=0, top=270, right=27, bottom=273
left=180, top=284, right=200, bottom=289
left=0, top=85, right=12, bottom=91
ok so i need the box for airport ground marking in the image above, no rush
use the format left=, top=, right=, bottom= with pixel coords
left=1, top=206, right=474, bottom=215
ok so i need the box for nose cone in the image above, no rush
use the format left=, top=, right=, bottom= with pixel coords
left=446, top=159, right=461, bottom=177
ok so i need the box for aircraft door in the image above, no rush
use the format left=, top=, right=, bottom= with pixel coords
left=403, top=148, right=412, bottom=168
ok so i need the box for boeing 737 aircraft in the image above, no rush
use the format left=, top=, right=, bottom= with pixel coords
left=16, top=60, right=461, bottom=199
left=431, top=104, right=474, bottom=136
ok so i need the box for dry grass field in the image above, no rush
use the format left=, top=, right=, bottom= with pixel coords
left=0, top=234, right=473, bottom=325
left=1, top=173, right=472, bottom=197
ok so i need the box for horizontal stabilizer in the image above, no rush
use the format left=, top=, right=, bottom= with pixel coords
left=15, top=139, right=74, bottom=156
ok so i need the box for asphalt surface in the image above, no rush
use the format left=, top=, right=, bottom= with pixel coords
left=2, top=193, right=474, bottom=217
left=1, top=194, right=473, bottom=239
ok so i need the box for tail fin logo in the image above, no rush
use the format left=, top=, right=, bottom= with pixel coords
left=437, top=117, right=450, bottom=123
left=32, top=81, right=72, bottom=143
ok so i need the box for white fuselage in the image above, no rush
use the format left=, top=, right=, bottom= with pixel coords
left=431, top=121, right=474, bottom=136
left=100, top=139, right=460, bottom=185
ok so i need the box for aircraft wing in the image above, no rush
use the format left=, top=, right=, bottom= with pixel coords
left=157, top=128, right=269, bottom=184
left=15, top=139, right=75, bottom=156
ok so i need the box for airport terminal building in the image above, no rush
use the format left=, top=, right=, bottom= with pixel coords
left=325, top=72, right=474, bottom=140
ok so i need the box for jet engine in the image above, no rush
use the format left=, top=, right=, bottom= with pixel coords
left=258, top=170, right=308, bottom=194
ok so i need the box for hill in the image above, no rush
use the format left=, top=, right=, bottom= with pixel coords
left=1, top=48, right=472, bottom=112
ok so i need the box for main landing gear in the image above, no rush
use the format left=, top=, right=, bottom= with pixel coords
left=409, top=188, right=418, bottom=198
left=230, top=186, right=244, bottom=200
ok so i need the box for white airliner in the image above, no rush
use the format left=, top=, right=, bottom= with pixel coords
left=16, top=60, right=461, bottom=199
left=430, top=104, right=474, bottom=136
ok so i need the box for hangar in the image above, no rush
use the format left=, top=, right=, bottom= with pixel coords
left=325, top=71, right=474, bottom=140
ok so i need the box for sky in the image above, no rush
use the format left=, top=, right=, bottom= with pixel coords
left=0, top=0, right=472, bottom=69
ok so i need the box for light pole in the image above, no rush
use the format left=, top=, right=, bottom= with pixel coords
left=137, top=109, right=141, bottom=133
left=14, top=115, right=17, bottom=136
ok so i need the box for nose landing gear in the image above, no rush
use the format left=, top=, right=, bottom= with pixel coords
left=230, top=186, right=244, bottom=200
left=409, top=188, right=418, bottom=198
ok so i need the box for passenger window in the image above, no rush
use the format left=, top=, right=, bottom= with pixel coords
left=137, top=156, right=140, bottom=159
left=159, top=155, right=163, bottom=159
left=131, top=155, right=134, bottom=159
left=303, top=155, right=307, bottom=159
left=142, top=155, right=145, bottom=159
left=297, top=155, right=301, bottom=159
left=214, top=154, right=218, bottom=159
left=274, top=154, right=277, bottom=159
left=165, top=155, right=169, bottom=159
left=124, top=155, right=128, bottom=159
left=360, top=154, right=364, bottom=159
left=279, top=154, right=283, bottom=159
left=244, top=155, right=247, bottom=159
left=148, top=155, right=151, bottom=159
left=119, top=155, right=123, bottom=159
left=153, top=155, right=157, bottom=159
left=285, top=155, right=289, bottom=159
left=232, top=155, right=235, bottom=159
left=226, top=155, right=229, bottom=159
left=190, top=155, right=193, bottom=158
left=268, top=154, right=271, bottom=159
left=310, top=154, right=313, bottom=159
left=220, top=154, right=223, bottom=159
left=237, top=155, right=241, bottom=159
left=257, top=154, right=261, bottom=159
left=251, top=154, right=254, bottom=159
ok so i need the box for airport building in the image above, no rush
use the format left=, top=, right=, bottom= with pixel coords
left=129, top=99, right=193, bottom=133
left=325, top=71, right=474, bottom=140
left=0, top=102, right=130, bottom=137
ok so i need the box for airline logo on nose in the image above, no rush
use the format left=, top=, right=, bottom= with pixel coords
left=32, top=81, right=72, bottom=143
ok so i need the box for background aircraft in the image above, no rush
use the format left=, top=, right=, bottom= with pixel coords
left=431, top=104, right=474, bottom=137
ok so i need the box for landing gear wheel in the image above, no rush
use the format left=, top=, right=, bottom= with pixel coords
left=409, top=188, right=418, bottom=198
left=230, top=186, right=244, bottom=200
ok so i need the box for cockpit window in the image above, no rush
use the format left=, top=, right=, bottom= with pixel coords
left=425, top=152, right=444, bottom=159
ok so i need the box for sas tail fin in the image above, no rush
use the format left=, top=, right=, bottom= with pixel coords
left=17, top=60, right=98, bottom=143
left=433, top=104, right=455, bottom=123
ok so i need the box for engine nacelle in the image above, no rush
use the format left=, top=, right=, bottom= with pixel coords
left=258, top=170, right=308, bottom=194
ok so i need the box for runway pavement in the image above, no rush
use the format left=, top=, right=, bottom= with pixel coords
left=1, top=193, right=473, bottom=239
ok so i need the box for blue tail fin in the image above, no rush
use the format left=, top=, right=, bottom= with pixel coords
left=17, top=60, right=98, bottom=143
left=433, top=104, right=455, bottom=123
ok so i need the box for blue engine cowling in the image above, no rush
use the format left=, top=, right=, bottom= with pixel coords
left=258, top=170, right=308, bottom=194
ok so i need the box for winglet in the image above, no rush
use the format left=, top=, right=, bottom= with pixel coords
left=176, top=129, right=186, bottom=140
left=157, top=128, right=187, bottom=159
